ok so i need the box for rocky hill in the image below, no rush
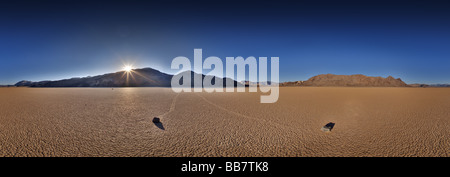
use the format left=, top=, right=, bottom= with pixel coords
left=281, top=74, right=408, bottom=87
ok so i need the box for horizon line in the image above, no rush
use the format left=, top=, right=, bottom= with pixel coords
left=1, top=67, right=449, bottom=86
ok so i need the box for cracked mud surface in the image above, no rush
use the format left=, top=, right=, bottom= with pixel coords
left=0, top=87, right=449, bottom=157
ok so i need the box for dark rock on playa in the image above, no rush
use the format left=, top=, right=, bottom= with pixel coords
left=152, top=117, right=160, bottom=123
left=321, top=122, right=335, bottom=132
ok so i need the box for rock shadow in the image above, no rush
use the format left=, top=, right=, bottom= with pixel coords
left=154, top=122, right=165, bottom=130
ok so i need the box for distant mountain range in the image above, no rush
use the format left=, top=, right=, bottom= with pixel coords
left=14, top=67, right=242, bottom=87
left=11, top=69, right=450, bottom=88
left=408, top=83, right=450, bottom=87
left=428, top=84, right=450, bottom=87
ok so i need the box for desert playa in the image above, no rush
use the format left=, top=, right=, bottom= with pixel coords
left=0, top=87, right=449, bottom=157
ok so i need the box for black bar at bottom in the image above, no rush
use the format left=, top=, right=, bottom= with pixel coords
left=0, top=157, right=446, bottom=176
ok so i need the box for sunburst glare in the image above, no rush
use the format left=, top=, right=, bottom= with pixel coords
left=123, top=65, right=133, bottom=72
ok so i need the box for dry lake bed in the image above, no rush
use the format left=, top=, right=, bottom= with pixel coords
left=0, top=87, right=449, bottom=157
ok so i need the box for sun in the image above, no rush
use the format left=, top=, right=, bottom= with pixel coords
left=123, top=65, right=133, bottom=72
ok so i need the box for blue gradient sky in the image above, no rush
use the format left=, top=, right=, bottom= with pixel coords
left=1, top=0, right=449, bottom=84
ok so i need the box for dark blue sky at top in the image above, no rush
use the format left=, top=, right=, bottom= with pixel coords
left=1, top=0, right=450, bottom=84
